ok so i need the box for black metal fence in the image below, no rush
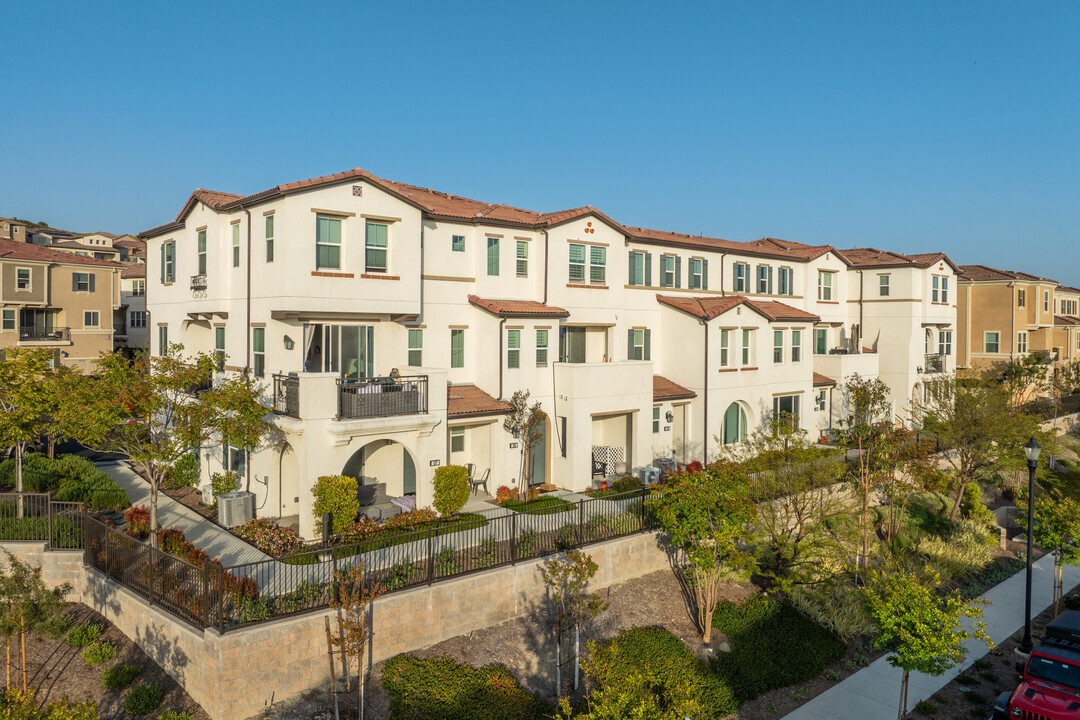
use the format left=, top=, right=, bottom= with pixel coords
left=18, top=326, right=69, bottom=342
left=0, top=493, right=84, bottom=548
left=337, top=375, right=428, bottom=419
left=272, top=374, right=300, bottom=417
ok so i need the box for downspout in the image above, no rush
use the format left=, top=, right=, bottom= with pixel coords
left=701, top=318, right=709, bottom=464
left=498, top=317, right=507, bottom=400
left=241, top=204, right=253, bottom=494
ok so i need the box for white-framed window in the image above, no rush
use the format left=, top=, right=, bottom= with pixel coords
left=536, top=329, right=548, bottom=366
left=742, top=329, right=752, bottom=366
left=73, top=272, right=92, bottom=292
left=628, top=328, right=650, bottom=361
left=158, top=325, right=168, bottom=355
left=719, top=329, right=730, bottom=366
left=568, top=243, right=585, bottom=283
left=1018, top=289, right=1026, bottom=307
left=628, top=251, right=648, bottom=286
left=408, top=329, right=423, bottom=367
left=365, top=221, right=388, bottom=273
left=984, top=332, right=1000, bottom=353
left=773, top=394, right=801, bottom=426
left=451, top=234, right=465, bottom=253
left=232, top=222, right=241, bottom=268
left=196, top=230, right=207, bottom=275
left=265, top=214, right=274, bottom=262
left=722, top=402, right=748, bottom=444
left=773, top=330, right=784, bottom=363
left=932, top=275, right=946, bottom=302
left=791, top=329, right=802, bottom=362
left=1017, top=331, right=1028, bottom=354
left=733, top=262, right=750, bottom=292
left=817, top=271, right=834, bottom=301
left=15, top=268, right=30, bottom=290
left=778, top=267, right=793, bottom=296
left=252, top=327, right=265, bottom=378
left=588, top=245, right=606, bottom=285
left=450, top=428, right=465, bottom=453
left=487, top=237, right=500, bottom=276
left=450, top=328, right=465, bottom=368
left=516, top=240, right=528, bottom=277
left=757, top=264, right=773, bottom=294
left=2, top=310, right=15, bottom=330
left=507, top=329, right=521, bottom=368
left=214, top=326, right=226, bottom=370
left=1044, top=290, right=1050, bottom=312
left=938, top=330, right=952, bottom=356
left=815, top=389, right=827, bottom=412
left=660, top=255, right=678, bottom=288
left=223, top=443, right=245, bottom=476
left=941, top=276, right=949, bottom=303
left=688, top=258, right=707, bottom=290
left=652, top=406, right=660, bottom=434
left=814, top=328, right=828, bottom=355
left=129, top=310, right=147, bottom=328
left=879, top=274, right=890, bottom=297
left=132, top=280, right=146, bottom=296
left=315, top=215, right=342, bottom=270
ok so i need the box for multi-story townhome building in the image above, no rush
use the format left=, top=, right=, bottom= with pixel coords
left=0, top=218, right=27, bottom=242
left=113, top=235, right=146, bottom=263
left=143, top=168, right=956, bottom=538
left=957, top=266, right=1062, bottom=372
left=0, top=239, right=122, bottom=371
left=1052, top=285, right=1080, bottom=365
left=115, top=263, right=148, bottom=356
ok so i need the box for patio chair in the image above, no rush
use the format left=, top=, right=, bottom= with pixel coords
left=465, top=463, right=476, bottom=481
left=469, top=468, right=490, bottom=496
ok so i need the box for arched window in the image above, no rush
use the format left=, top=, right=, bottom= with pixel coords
left=722, top=403, right=748, bottom=445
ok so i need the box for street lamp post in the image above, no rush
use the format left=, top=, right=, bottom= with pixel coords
left=1019, top=435, right=1042, bottom=655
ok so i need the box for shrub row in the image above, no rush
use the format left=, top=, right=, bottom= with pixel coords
left=0, top=454, right=129, bottom=511
left=233, top=517, right=304, bottom=556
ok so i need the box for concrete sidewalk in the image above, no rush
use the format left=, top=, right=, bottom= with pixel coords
left=97, top=460, right=271, bottom=567
left=782, top=553, right=1080, bottom=720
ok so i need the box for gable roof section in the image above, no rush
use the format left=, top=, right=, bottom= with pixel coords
left=653, top=375, right=696, bottom=401
left=835, top=248, right=960, bottom=273
left=813, top=372, right=837, bottom=387
left=447, top=384, right=513, bottom=418
left=0, top=239, right=121, bottom=268
left=655, top=294, right=820, bottom=323
left=957, top=264, right=1059, bottom=284
left=121, top=264, right=146, bottom=279
left=468, top=295, right=570, bottom=318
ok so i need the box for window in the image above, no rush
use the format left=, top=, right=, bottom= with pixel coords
left=773, top=394, right=801, bottom=426
left=223, top=443, right=245, bottom=477
left=932, top=275, right=945, bottom=302
left=214, top=326, right=226, bottom=370
left=628, top=251, right=647, bottom=286
left=733, top=262, right=750, bottom=292
left=450, top=329, right=465, bottom=368
left=941, top=277, right=949, bottom=303
left=720, top=329, right=730, bottom=366
left=450, top=428, right=465, bottom=453
left=778, top=267, right=793, bottom=296
left=984, top=332, right=1000, bottom=354
left=487, top=237, right=500, bottom=276
left=589, top=246, right=606, bottom=285
left=16, top=268, right=30, bottom=290
left=652, top=406, right=660, bottom=434
left=451, top=235, right=465, bottom=252
left=1044, top=291, right=1050, bottom=313
left=660, top=255, right=678, bottom=288
left=879, top=275, right=890, bottom=297
left=158, top=325, right=168, bottom=355
left=773, top=330, right=784, bottom=363
left=73, top=272, right=91, bottom=292
left=315, top=216, right=342, bottom=270
left=568, top=243, right=585, bottom=283
left=197, top=230, right=207, bottom=275
left=516, top=241, right=528, bottom=277
left=791, top=329, right=802, bottom=362
left=756, top=265, right=773, bottom=294
left=365, top=221, right=388, bottom=273
left=1017, top=331, right=1028, bottom=354
left=938, top=330, right=952, bottom=356
left=232, top=223, right=240, bottom=268
left=689, top=258, right=707, bottom=290
left=132, top=280, right=145, bottom=296
left=507, top=329, right=520, bottom=368
left=129, top=310, right=147, bottom=328
left=817, top=271, right=833, bottom=301
left=265, top=215, right=274, bottom=262
left=814, top=328, right=828, bottom=355
left=815, top=389, right=827, bottom=412
left=742, top=329, right=752, bottom=366
left=408, top=329, right=423, bottom=367
left=2, top=310, right=14, bottom=330
left=251, top=328, right=265, bottom=378
left=1018, top=289, right=1026, bottom=307
left=628, top=329, right=651, bottom=361
left=536, top=329, right=548, bottom=366
left=722, top=403, right=747, bottom=444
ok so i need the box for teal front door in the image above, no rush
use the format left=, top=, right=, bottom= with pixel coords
left=403, top=450, right=416, bottom=496
left=528, top=423, right=546, bottom=486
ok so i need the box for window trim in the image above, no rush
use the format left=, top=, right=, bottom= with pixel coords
left=817, top=271, right=834, bottom=301
left=984, top=331, right=1000, bottom=354
left=407, top=328, right=423, bottom=367
left=652, top=406, right=660, bottom=434
left=451, top=234, right=465, bottom=253
left=265, top=214, right=275, bottom=263
left=791, top=329, right=802, bottom=363
left=487, top=237, right=500, bottom=276
left=733, top=262, right=750, bottom=293
left=450, top=427, right=465, bottom=453
left=506, top=329, right=521, bottom=369
left=252, top=327, right=265, bottom=378
left=315, top=215, right=343, bottom=271
left=773, top=330, right=784, bottom=364
left=719, top=329, right=730, bottom=367
left=231, top=222, right=241, bottom=268
left=450, top=328, right=465, bottom=368
left=15, top=267, right=31, bottom=291
left=82, top=310, right=100, bottom=328
left=741, top=329, right=752, bottom=366
left=879, top=274, right=890, bottom=297
left=364, top=220, right=389, bottom=274
left=516, top=240, right=529, bottom=278
left=536, top=329, right=549, bottom=366
left=1, top=309, right=15, bottom=331
left=1017, top=331, right=1028, bottom=354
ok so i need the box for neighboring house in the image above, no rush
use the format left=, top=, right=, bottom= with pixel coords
left=0, top=218, right=27, bottom=242
left=116, top=263, right=148, bottom=356
left=0, top=239, right=122, bottom=372
left=28, top=227, right=82, bottom=246
left=1052, top=285, right=1080, bottom=366
left=142, top=168, right=956, bottom=539
left=113, top=235, right=146, bottom=263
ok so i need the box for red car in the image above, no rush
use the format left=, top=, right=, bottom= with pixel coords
left=994, top=610, right=1080, bottom=720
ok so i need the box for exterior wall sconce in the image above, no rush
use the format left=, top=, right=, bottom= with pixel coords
left=665, top=411, right=674, bottom=423
left=283, top=335, right=295, bottom=350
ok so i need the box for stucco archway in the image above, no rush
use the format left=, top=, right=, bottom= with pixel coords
left=342, top=439, right=418, bottom=498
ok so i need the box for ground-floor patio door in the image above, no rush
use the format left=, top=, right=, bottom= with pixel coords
left=528, top=421, right=546, bottom=486
left=672, top=404, right=687, bottom=463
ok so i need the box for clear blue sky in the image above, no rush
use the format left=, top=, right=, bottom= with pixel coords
left=2, top=1, right=1077, bottom=283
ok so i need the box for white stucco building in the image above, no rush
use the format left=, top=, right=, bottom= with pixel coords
left=142, top=168, right=957, bottom=539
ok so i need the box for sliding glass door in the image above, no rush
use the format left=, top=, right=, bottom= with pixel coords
left=303, top=324, right=375, bottom=378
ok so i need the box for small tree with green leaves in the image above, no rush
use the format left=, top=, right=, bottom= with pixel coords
left=329, top=563, right=384, bottom=720
left=1001, top=353, right=1052, bottom=409
left=503, top=390, right=547, bottom=491
left=541, top=550, right=609, bottom=695
left=863, top=568, right=991, bottom=720
left=432, top=465, right=469, bottom=517
left=1018, top=488, right=1080, bottom=616
left=0, top=551, right=71, bottom=691
left=0, top=348, right=62, bottom=499
left=647, top=461, right=754, bottom=643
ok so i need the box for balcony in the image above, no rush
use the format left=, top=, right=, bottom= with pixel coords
left=920, top=353, right=946, bottom=374
left=272, top=374, right=300, bottom=418
left=113, top=323, right=127, bottom=337
left=190, top=274, right=207, bottom=291
left=813, top=350, right=879, bottom=384
left=337, top=376, right=428, bottom=420
left=18, top=326, right=69, bottom=343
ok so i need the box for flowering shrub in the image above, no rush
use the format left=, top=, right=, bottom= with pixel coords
left=339, top=517, right=382, bottom=545
left=383, top=509, right=438, bottom=531
left=495, top=486, right=517, bottom=504
left=684, top=461, right=704, bottom=476
left=123, top=506, right=151, bottom=540
left=234, top=518, right=303, bottom=557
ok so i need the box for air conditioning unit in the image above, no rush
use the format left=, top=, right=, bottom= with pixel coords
left=636, top=467, right=661, bottom=484
left=218, top=491, right=255, bottom=528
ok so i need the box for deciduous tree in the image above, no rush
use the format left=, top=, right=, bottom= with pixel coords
left=541, top=549, right=608, bottom=695
left=329, top=564, right=383, bottom=720
left=1018, top=488, right=1080, bottom=616
left=0, top=551, right=71, bottom=692
left=503, top=390, right=546, bottom=491
left=0, top=349, right=62, bottom=499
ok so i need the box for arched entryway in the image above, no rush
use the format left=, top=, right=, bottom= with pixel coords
left=721, top=402, right=750, bottom=445
left=342, top=439, right=418, bottom=498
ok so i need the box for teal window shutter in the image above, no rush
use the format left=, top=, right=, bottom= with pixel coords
left=628, top=252, right=635, bottom=285
left=159, top=243, right=165, bottom=283
left=675, top=257, right=682, bottom=288
left=644, top=329, right=651, bottom=361
left=627, top=329, right=634, bottom=360
left=702, top=259, right=708, bottom=290
left=645, top=253, right=652, bottom=286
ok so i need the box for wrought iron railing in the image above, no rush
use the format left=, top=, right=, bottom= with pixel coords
left=272, top=374, right=300, bottom=418
left=922, top=353, right=945, bottom=373
left=18, top=326, right=69, bottom=342
left=337, top=375, right=428, bottom=419
left=190, top=274, right=207, bottom=291
left=113, top=323, right=127, bottom=336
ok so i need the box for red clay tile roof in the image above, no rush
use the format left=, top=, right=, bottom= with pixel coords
left=121, top=264, right=146, bottom=279
left=957, top=264, right=1058, bottom=284
left=813, top=372, right=837, bottom=387
left=0, top=239, right=121, bottom=268
left=653, top=375, right=696, bottom=401
left=656, top=295, right=820, bottom=323
left=447, top=384, right=513, bottom=417
left=837, top=248, right=960, bottom=273
left=1054, top=315, right=1080, bottom=326
left=468, top=295, right=570, bottom=318
left=1056, top=285, right=1080, bottom=295
left=113, top=237, right=144, bottom=249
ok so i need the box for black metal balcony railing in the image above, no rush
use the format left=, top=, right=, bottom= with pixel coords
left=338, top=375, right=428, bottom=420
left=18, top=326, right=69, bottom=342
left=113, top=323, right=127, bottom=336
left=922, top=353, right=945, bottom=373
left=272, top=374, right=300, bottom=418
left=190, top=274, right=207, bottom=291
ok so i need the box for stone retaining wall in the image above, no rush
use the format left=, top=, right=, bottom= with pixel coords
left=2, top=529, right=672, bottom=720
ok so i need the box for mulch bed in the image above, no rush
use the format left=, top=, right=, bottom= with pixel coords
left=160, top=485, right=217, bottom=524
left=20, top=602, right=209, bottom=720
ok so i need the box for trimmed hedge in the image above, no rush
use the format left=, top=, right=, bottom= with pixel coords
left=381, top=654, right=553, bottom=720
left=0, top=454, right=130, bottom=511
left=501, top=496, right=573, bottom=515
left=710, top=596, right=845, bottom=702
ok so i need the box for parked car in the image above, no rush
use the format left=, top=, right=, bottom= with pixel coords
left=993, top=610, right=1080, bottom=720
left=2, top=439, right=46, bottom=459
